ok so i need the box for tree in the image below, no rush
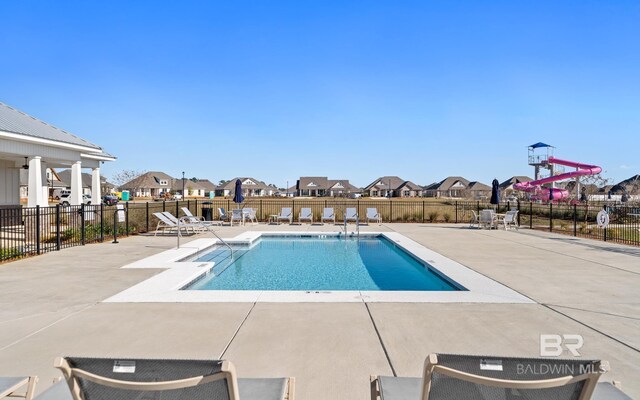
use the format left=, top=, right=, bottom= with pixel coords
left=111, top=170, right=146, bottom=195
left=111, top=170, right=146, bottom=186
left=218, top=179, right=228, bottom=186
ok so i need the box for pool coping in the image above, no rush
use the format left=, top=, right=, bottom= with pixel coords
left=104, top=232, right=533, bottom=303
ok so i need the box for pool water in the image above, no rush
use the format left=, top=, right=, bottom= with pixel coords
left=187, top=236, right=460, bottom=291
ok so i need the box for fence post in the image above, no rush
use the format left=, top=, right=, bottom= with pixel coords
left=259, top=199, right=263, bottom=221
left=56, top=204, right=61, bottom=251
left=390, top=200, right=393, bottom=222
left=529, top=202, right=533, bottom=229
left=476, top=201, right=480, bottom=216
left=604, top=227, right=607, bottom=242
left=549, top=203, right=553, bottom=232
left=573, top=204, right=577, bottom=236
left=145, top=201, right=149, bottom=232
left=79, top=204, right=85, bottom=245
left=455, top=201, right=458, bottom=223
left=125, top=201, right=129, bottom=236
left=292, top=199, right=295, bottom=219
left=194, top=199, right=198, bottom=216
left=175, top=201, right=179, bottom=217
left=100, top=203, right=104, bottom=242
left=35, top=205, right=41, bottom=255
left=163, top=200, right=166, bottom=212
left=187, top=199, right=190, bottom=213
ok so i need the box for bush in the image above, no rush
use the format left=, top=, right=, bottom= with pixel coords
left=0, top=247, right=23, bottom=261
left=443, top=213, right=451, bottom=223
left=427, top=211, right=439, bottom=222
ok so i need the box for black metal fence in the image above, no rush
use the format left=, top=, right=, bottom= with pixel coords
left=1, top=199, right=638, bottom=263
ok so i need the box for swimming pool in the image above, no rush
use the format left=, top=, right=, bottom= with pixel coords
left=187, top=236, right=461, bottom=291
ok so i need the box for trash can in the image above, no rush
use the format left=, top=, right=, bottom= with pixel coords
left=201, top=202, right=213, bottom=221
left=121, top=190, right=130, bottom=201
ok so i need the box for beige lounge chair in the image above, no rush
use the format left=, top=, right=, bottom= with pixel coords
left=345, top=208, right=358, bottom=224
left=55, top=357, right=294, bottom=400
left=500, top=209, right=519, bottom=230
left=321, top=208, right=335, bottom=225
left=0, top=377, right=37, bottom=400
left=366, top=208, right=381, bottom=224
left=371, top=353, right=612, bottom=400
left=277, top=208, right=293, bottom=224
left=469, top=210, right=479, bottom=228
left=479, top=209, right=495, bottom=229
left=182, top=207, right=221, bottom=227
left=298, top=208, right=313, bottom=224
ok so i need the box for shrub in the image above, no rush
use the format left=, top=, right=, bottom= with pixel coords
left=427, top=211, right=439, bottom=222
left=443, top=213, right=451, bottom=223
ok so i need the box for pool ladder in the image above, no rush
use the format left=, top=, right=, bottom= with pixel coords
left=342, top=211, right=360, bottom=239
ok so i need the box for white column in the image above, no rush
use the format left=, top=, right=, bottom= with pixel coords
left=70, top=161, right=83, bottom=206
left=91, top=167, right=101, bottom=205
left=27, top=156, right=46, bottom=207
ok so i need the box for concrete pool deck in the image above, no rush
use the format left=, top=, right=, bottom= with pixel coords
left=0, top=223, right=638, bottom=399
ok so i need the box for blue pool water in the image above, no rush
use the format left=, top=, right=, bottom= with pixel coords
left=187, top=236, right=460, bottom=291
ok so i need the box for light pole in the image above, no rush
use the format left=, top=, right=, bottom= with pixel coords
left=182, top=171, right=185, bottom=197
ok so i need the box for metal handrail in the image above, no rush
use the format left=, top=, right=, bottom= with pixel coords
left=206, top=226, right=234, bottom=258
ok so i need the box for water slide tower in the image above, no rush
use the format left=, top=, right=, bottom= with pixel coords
left=528, top=142, right=555, bottom=187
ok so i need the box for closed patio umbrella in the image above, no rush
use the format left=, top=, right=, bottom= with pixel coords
left=233, top=179, right=244, bottom=209
left=490, top=179, right=500, bottom=207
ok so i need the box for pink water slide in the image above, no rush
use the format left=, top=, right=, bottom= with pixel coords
left=514, top=157, right=602, bottom=200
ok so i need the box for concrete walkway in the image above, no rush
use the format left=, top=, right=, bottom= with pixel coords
left=0, top=224, right=638, bottom=399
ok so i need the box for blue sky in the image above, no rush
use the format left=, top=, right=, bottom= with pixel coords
left=1, top=1, right=638, bottom=188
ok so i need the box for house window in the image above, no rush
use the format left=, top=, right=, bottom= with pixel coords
left=372, top=190, right=378, bottom=196
left=403, top=190, right=410, bottom=197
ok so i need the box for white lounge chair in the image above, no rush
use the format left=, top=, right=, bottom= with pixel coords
left=218, top=208, right=230, bottom=224
left=371, top=353, right=613, bottom=400
left=0, top=376, right=37, bottom=400
left=153, top=212, right=186, bottom=236
left=182, top=207, right=220, bottom=227
left=55, top=357, right=295, bottom=400
left=230, top=209, right=244, bottom=226
left=479, top=209, right=496, bottom=229
left=244, top=208, right=258, bottom=225
left=162, top=211, right=202, bottom=233
left=366, top=208, right=381, bottom=224
left=321, top=208, right=335, bottom=225
left=277, top=207, right=293, bottom=224
left=345, top=208, right=358, bottom=224
left=500, top=209, right=519, bottom=230
left=469, top=210, right=479, bottom=228
left=298, top=208, right=313, bottom=224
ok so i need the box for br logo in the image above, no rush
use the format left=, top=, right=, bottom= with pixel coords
left=540, top=334, right=584, bottom=357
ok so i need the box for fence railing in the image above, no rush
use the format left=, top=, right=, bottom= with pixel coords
left=1, top=199, right=638, bottom=263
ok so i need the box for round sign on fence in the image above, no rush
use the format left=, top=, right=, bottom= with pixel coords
left=596, top=210, right=610, bottom=228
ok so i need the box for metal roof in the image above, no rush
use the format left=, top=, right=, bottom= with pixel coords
left=0, top=102, right=104, bottom=150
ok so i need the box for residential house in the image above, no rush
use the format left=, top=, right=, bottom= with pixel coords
left=467, top=181, right=491, bottom=200
left=57, top=169, right=116, bottom=196
left=119, top=171, right=174, bottom=198
left=364, top=176, right=423, bottom=197
left=171, top=178, right=207, bottom=197
left=423, top=176, right=471, bottom=198
left=0, top=101, right=115, bottom=208
left=294, top=177, right=359, bottom=197
left=195, top=179, right=217, bottom=197
left=215, top=177, right=272, bottom=197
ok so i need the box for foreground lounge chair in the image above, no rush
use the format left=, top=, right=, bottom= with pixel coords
left=55, top=357, right=294, bottom=400
left=469, top=210, right=479, bottom=228
left=298, top=208, right=313, bottom=224
left=182, top=207, right=221, bottom=227
left=230, top=209, right=244, bottom=226
left=277, top=208, right=293, bottom=224
left=321, top=208, right=335, bottom=225
left=366, top=208, right=381, bottom=224
left=152, top=212, right=186, bottom=236
left=244, top=208, right=258, bottom=225
left=162, top=211, right=202, bottom=233
left=345, top=208, right=358, bottom=224
left=33, top=380, right=71, bottom=400
left=500, top=209, right=519, bottom=230
left=479, top=209, right=495, bottom=229
left=371, top=353, right=615, bottom=400
left=218, top=208, right=230, bottom=224
left=0, top=376, right=37, bottom=400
